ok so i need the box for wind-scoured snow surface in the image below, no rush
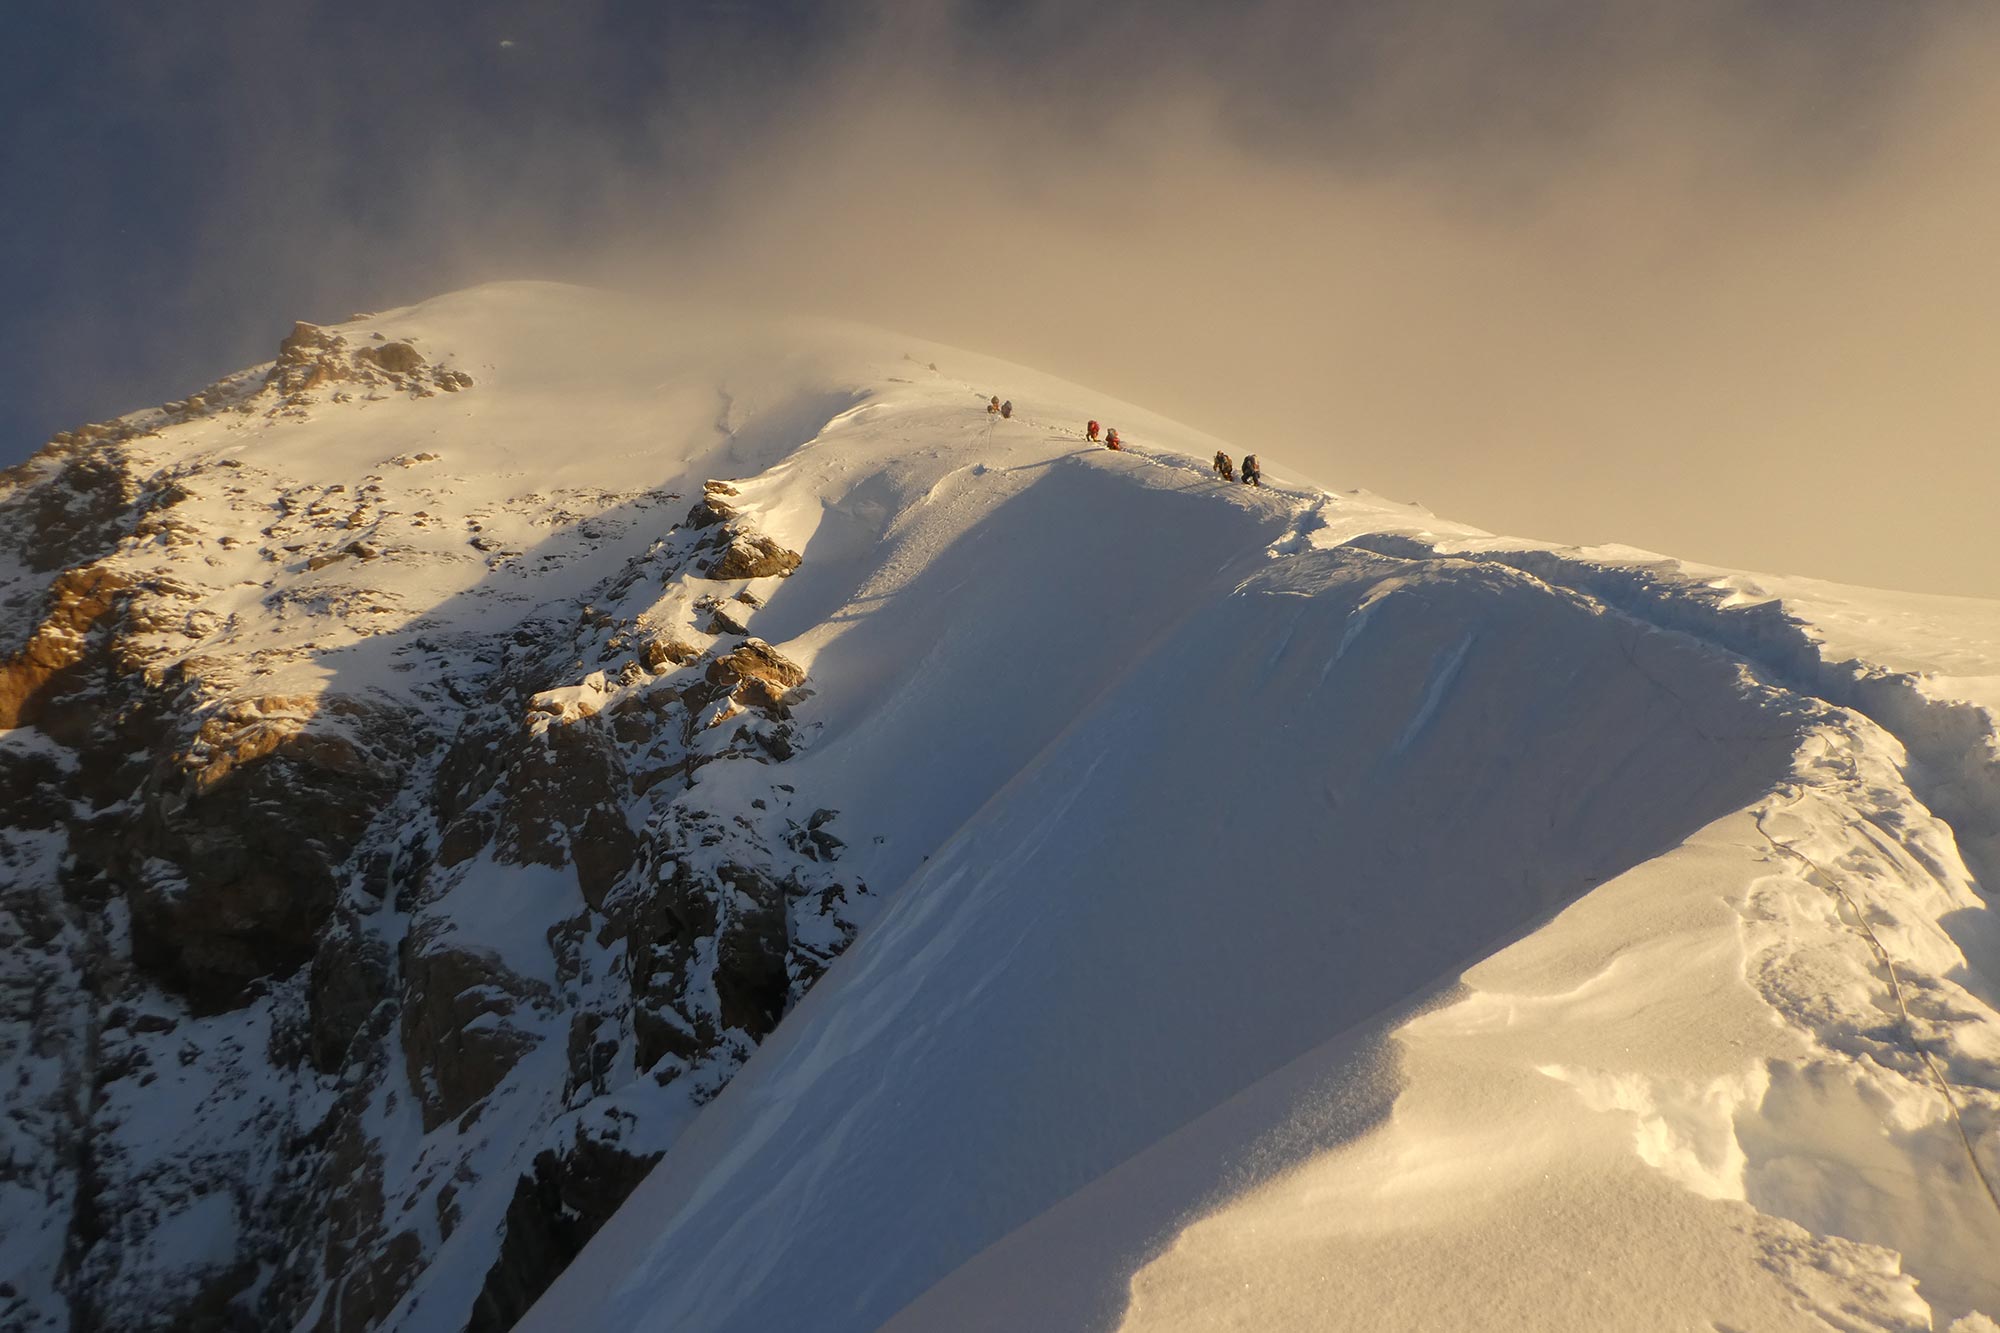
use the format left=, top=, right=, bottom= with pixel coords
left=3, top=282, right=1997, bottom=1332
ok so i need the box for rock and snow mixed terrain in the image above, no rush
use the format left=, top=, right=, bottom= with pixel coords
left=1, top=281, right=1995, bottom=1332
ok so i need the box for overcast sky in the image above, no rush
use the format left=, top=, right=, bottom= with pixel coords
left=5, top=0, right=1995, bottom=595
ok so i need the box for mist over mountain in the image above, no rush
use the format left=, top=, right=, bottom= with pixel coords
left=5, top=0, right=1997, bottom=593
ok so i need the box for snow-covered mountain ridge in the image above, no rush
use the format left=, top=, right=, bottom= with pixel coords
left=1, top=281, right=1995, bottom=1332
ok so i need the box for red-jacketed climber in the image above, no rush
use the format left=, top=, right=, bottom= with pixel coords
left=1086, top=419, right=1101, bottom=443
left=1104, top=427, right=1122, bottom=451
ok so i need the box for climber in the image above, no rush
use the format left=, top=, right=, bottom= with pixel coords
left=1105, top=427, right=1122, bottom=450
left=1213, top=451, right=1235, bottom=483
left=1000, top=400, right=1013, bottom=419
left=988, top=396, right=1001, bottom=414
left=1241, top=454, right=1262, bottom=487
left=1086, top=419, right=1101, bottom=443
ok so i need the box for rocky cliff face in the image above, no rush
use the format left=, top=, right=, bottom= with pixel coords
left=0, top=319, right=871, bottom=1332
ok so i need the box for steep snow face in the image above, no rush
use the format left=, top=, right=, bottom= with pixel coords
left=2, top=281, right=1997, bottom=1333
left=530, top=547, right=1822, bottom=1333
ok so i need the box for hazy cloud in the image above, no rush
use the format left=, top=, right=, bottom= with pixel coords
left=6, top=0, right=1995, bottom=592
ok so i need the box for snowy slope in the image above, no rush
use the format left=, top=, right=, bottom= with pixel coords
left=503, top=298, right=1996, bottom=1329
left=526, top=532, right=2000, bottom=1330
left=2, top=281, right=1996, bottom=1333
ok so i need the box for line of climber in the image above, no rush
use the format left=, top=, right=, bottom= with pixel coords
left=1087, top=418, right=1260, bottom=486
left=995, top=399, right=1127, bottom=452
left=998, top=401, right=1264, bottom=489
left=1211, top=449, right=1261, bottom=487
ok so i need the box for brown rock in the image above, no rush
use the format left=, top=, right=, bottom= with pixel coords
left=733, top=676, right=793, bottom=715
left=704, top=639, right=806, bottom=694
left=0, top=741, right=68, bottom=829
left=0, top=565, right=133, bottom=729
left=683, top=497, right=735, bottom=529
left=639, top=635, right=700, bottom=672
left=606, top=683, right=682, bottom=746
left=355, top=341, right=425, bottom=375
left=711, top=863, right=790, bottom=1038
left=437, top=812, right=493, bottom=867
left=15, top=451, right=143, bottom=572
left=275, top=321, right=340, bottom=364
left=400, top=933, right=550, bottom=1130
left=703, top=533, right=800, bottom=580
left=118, top=696, right=414, bottom=1012
left=308, top=924, right=392, bottom=1074
left=494, top=716, right=635, bottom=911
left=706, top=602, right=752, bottom=637
left=265, top=322, right=352, bottom=397
left=466, top=1134, right=664, bottom=1333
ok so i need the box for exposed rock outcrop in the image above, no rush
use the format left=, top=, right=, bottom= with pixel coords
left=638, top=634, right=700, bottom=673
left=700, top=532, right=801, bottom=581
left=683, top=496, right=735, bottom=528
left=706, top=638, right=807, bottom=713
left=264, top=322, right=474, bottom=405
left=15, top=452, right=142, bottom=573
left=352, top=341, right=425, bottom=375
left=308, top=919, right=393, bottom=1075
left=400, top=933, right=552, bottom=1131
left=0, top=355, right=869, bottom=1333
left=494, top=707, right=639, bottom=910
left=0, top=565, right=135, bottom=731
left=114, top=695, right=417, bottom=1013
left=466, top=1129, right=663, bottom=1333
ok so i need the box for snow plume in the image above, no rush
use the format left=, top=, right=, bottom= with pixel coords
left=9, top=0, right=2000, bottom=592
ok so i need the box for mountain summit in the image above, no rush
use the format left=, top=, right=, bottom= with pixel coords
left=2, top=282, right=1996, bottom=1332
